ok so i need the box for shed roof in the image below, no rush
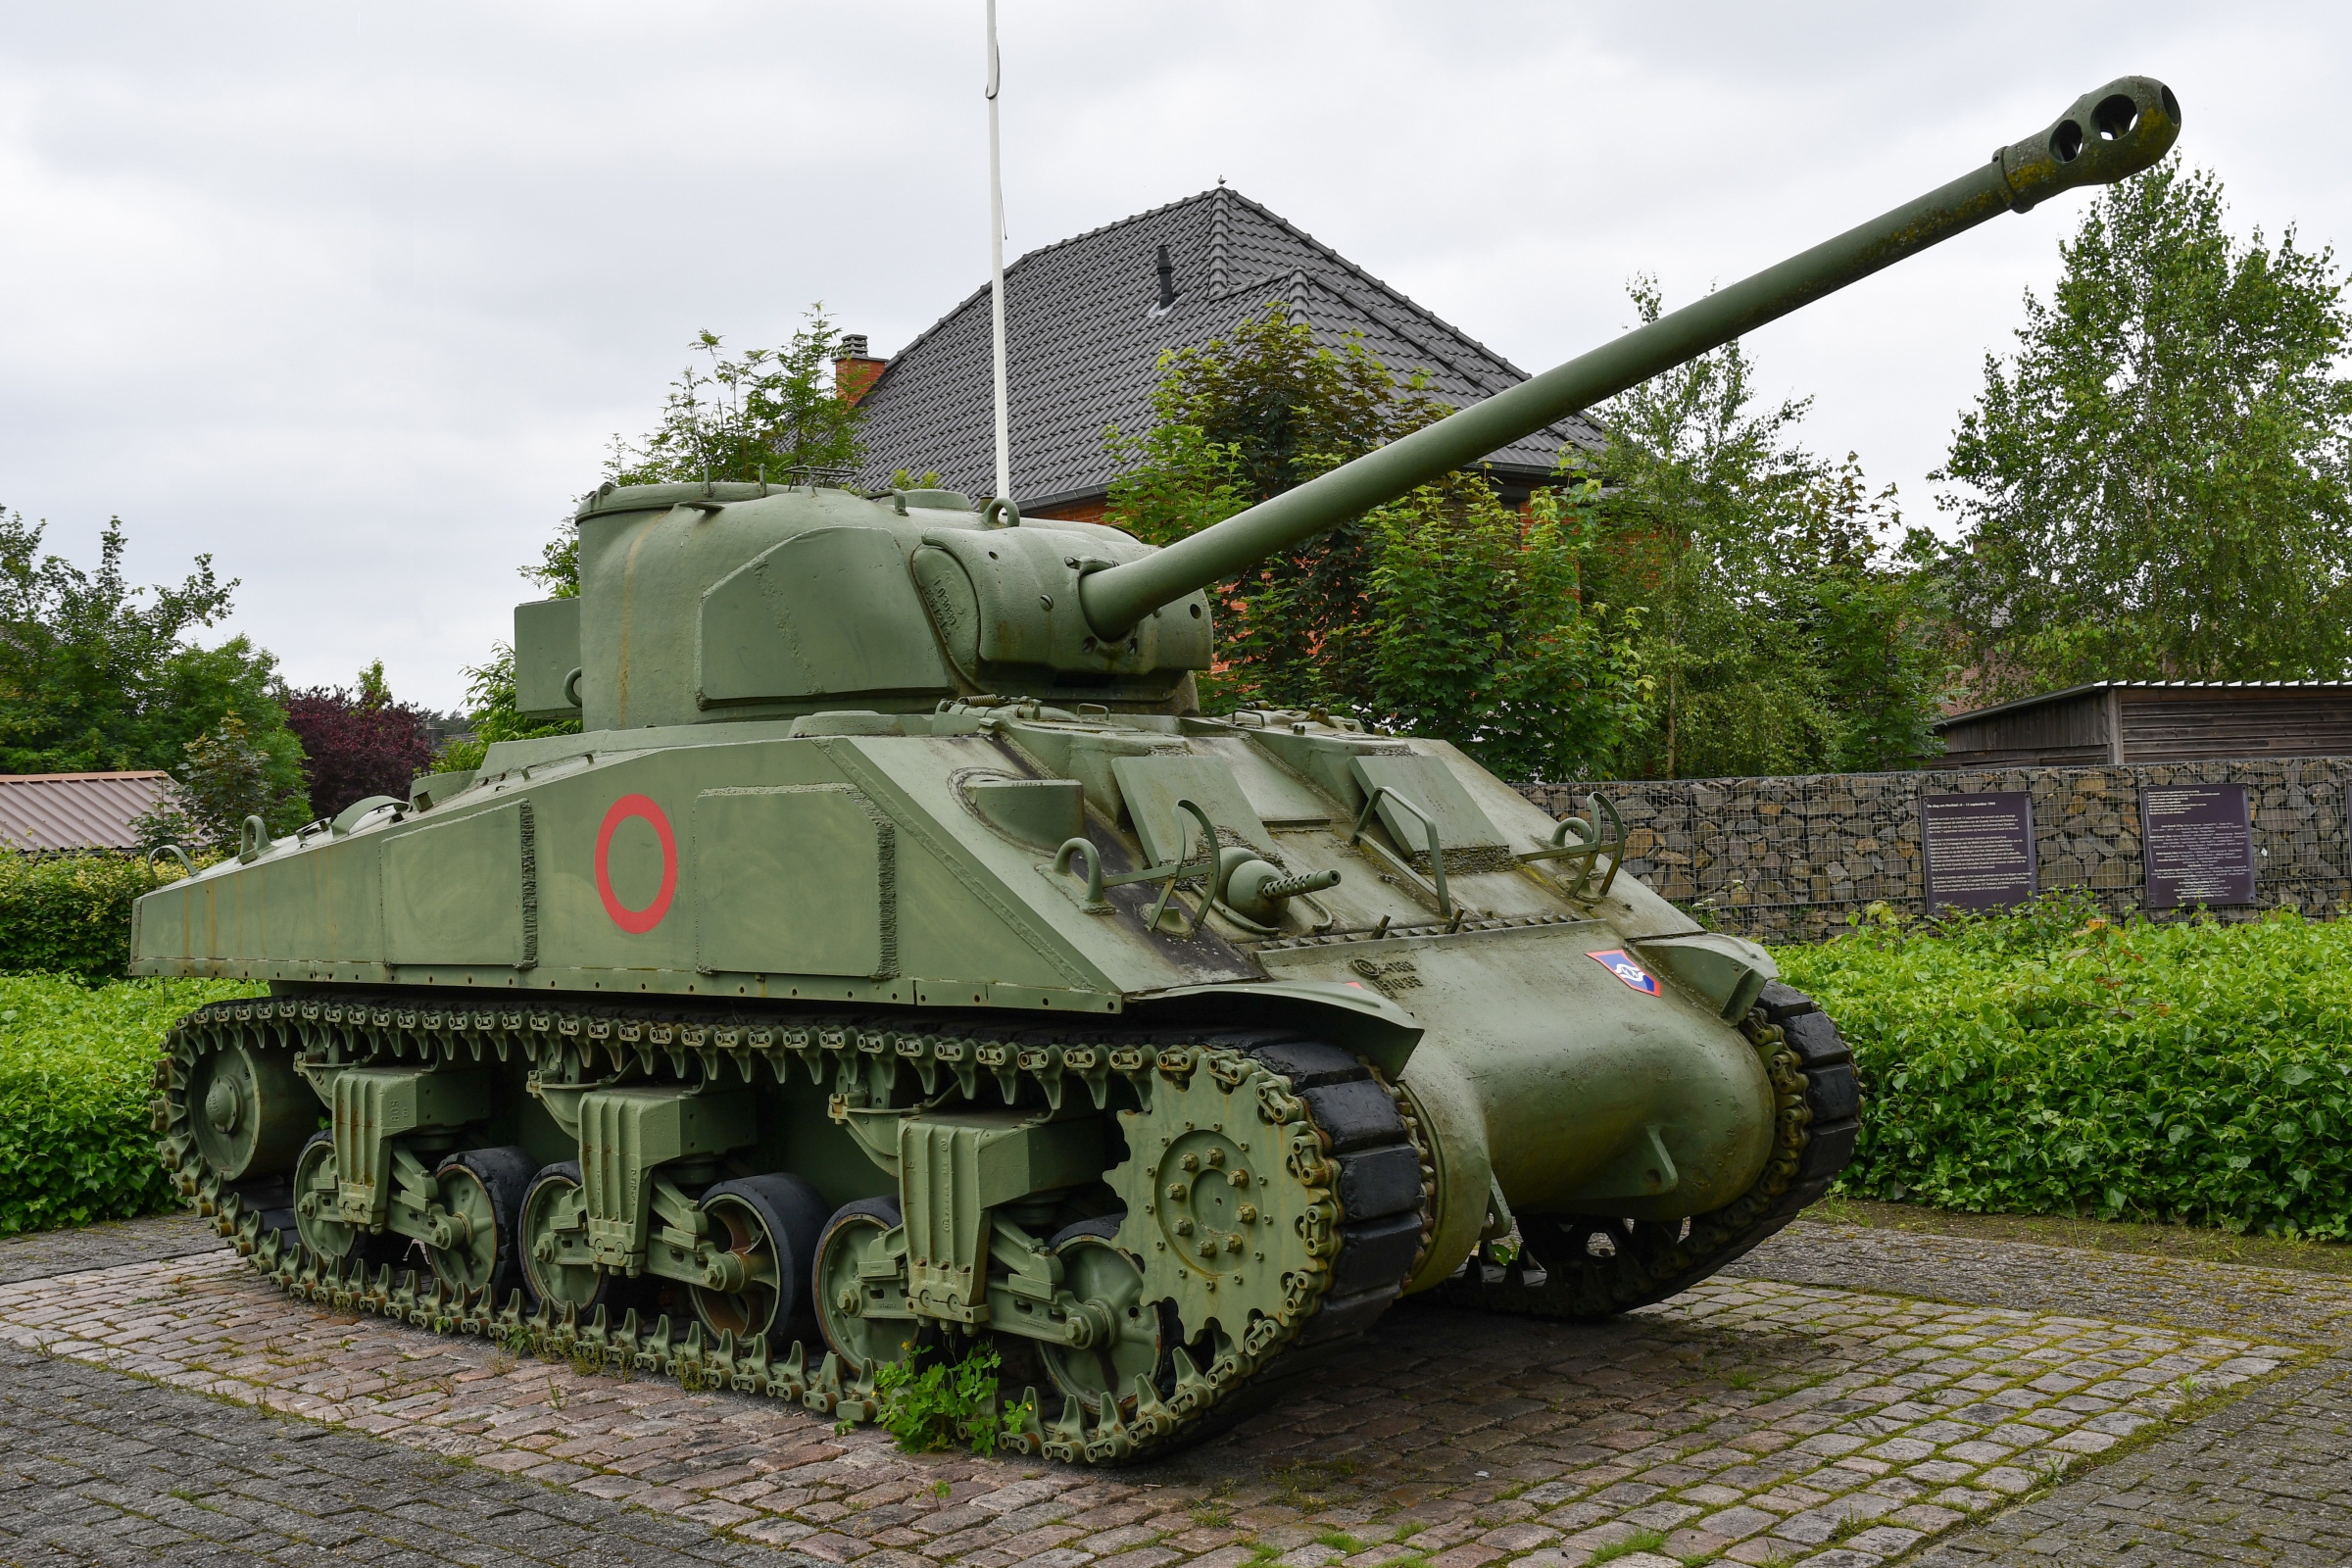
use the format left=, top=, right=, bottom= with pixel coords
left=850, top=186, right=1604, bottom=509
left=1934, top=680, right=2352, bottom=733
left=0, top=771, right=172, bottom=854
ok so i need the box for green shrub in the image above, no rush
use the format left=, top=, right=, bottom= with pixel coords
left=1777, top=898, right=2352, bottom=1237
left=0, top=853, right=186, bottom=985
left=0, top=974, right=263, bottom=1234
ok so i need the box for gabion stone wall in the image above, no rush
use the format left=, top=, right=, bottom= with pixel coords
left=1518, top=757, right=2350, bottom=943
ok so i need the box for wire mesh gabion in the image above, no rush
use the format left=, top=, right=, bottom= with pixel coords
left=1518, top=757, right=2350, bottom=943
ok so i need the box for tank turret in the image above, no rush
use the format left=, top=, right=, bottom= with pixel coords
left=140, top=77, right=2176, bottom=1467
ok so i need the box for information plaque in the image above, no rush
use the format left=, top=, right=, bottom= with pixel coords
left=2140, top=784, right=2256, bottom=908
left=1921, top=791, right=2037, bottom=911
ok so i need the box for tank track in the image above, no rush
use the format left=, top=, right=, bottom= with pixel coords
left=1435, top=981, right=1859, bottom=1319
left=151, top=993, right=1427, bottom=1465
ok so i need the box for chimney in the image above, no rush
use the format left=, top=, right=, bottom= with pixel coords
left=1154, top=244, right=1177, bottom=311
left=832, top=333, right=886, bottom=405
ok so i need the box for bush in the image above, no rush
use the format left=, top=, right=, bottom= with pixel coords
left=0, top=974, right=263, bottom=1234
left=1777, top=897, right=2352, bottom=1237
left=0, top=853, right=188, bottom=984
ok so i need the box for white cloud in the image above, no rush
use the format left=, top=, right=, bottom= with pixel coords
left=1, top=1, right=2341, bottom=707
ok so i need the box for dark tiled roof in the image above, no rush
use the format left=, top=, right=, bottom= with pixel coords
left=851, top=187, right=1604, bottom=507
left=0, top=771, right=172, bottom=853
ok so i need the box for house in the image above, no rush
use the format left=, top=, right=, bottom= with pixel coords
left=0, top=770, right=173, bottom=854
left=845, top=186, right=1602, bottom=520
left=1934, top=682, right=2352, bottom=766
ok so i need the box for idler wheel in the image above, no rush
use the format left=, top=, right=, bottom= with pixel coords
left=1036, top=1216, right=1176, bottom=1420
left=290, top=1131, right=405, bottom=1270
left=425, top=1146, right=535, bottom=1303
left=688, top=1174, right=828, bottom=1344
left=518, top=1160, right=643, bottom=1315
left=812, top=1196, right=929, bottom=1374
left=188, top=1042, right=310, bottom=1181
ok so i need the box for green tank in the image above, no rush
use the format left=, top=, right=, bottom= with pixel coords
left=142, top=77, right=2179, bottom=1464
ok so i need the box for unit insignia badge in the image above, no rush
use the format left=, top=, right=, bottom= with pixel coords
left=1586, top=949, right=1660, bottom=996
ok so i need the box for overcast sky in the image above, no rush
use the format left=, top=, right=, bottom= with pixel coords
left=3, top=2, right=2344, bottom=710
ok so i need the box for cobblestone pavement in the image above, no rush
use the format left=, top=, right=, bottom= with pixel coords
left=1730, top=1222, right=2352, bottom=1566
left=0, top=1216, right=2307, bottom=1568
left=0, top=1339, right=833, bottom=1566
left=1904, top=1350, right=2352, bottom=1568
left=0, top=1210, right=220, bottom=1286
left=1729, top=1220, right=2352, bottom=1346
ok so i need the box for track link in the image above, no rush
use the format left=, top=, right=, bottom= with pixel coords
left=152, top=994, right=1426, bottom=1465
left=1436, top=981, right=1858, bottom=1319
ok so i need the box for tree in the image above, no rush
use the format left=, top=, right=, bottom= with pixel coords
left=282, top=661, right=437, bottom=820
left=1362, top=471, right=1647, bottom=780
left=1103, top=308, right=1643, bottom=774
left=0, top=509, right=308, bottom=809
left=135, top=713, right=306, bottom=852
left=1939, top=158, right=2352, bottom=697
left=1104, top=308, right=1446, bottom=710
left=526, top=309, right=867, bottom=600
left=426, top=646, right=578, bottom=776
left=1578, top=283, right=1950, bottom=777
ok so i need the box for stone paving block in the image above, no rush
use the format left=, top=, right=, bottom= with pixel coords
left=9, top=1210, right=2352, bottom=1566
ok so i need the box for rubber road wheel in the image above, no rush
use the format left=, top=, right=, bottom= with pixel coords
left=290, top=1131, right=406, bottom=1271
left=812, top=1197, right=927, bottom=1374
left=427, top=1146, right=536, bottom=1305
left=690, top=1174, right=828, bottom=1343
left=518, top=1160, right=643, bottom=1316
left=1036, top=1215, right=1176, bottom=1419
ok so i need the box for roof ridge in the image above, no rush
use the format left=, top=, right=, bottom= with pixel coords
left=1211, top=189, right=1534, bottom=380
left=1229, top=269, right=1592, bottom=455
left=865, top=188, right=1233, bottom=386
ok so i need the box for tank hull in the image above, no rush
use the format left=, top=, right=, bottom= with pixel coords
left=141, top=709, right=1831, bottom=1461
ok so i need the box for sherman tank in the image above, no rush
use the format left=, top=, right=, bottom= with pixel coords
left=141, top=76, right=2179, bottom=1464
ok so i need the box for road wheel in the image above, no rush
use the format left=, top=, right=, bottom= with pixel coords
left=426, top=1146, right=535, bottom=1303
left=1035, top=1215, right=1176, bottom=1420
left=689, top=1173, right=828, bottom=1344
left=811, top=1197, right=926, bottom=1375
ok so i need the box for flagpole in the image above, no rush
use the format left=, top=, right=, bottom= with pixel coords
left=985, top=0, right=1011, bottom=506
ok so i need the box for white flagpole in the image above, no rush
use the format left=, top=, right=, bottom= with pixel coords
left=985, top=0, right=1011, bottom=506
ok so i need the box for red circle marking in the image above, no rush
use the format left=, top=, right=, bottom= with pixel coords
left=594, top=794, right=677, bottom=934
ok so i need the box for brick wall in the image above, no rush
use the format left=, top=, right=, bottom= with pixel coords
left=1518, top=757, right=2351, bottom=943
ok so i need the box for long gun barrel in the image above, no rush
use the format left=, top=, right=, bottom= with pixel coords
left=1078, top=75, right=2180, bottom=639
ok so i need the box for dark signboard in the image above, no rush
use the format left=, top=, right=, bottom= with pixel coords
left=1921, top=791, right=2037, bottom=911
left=2140, top=784, right=2256, bottom=907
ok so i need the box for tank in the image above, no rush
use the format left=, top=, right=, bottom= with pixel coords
left=141, top=77, right=2179, bottom=1464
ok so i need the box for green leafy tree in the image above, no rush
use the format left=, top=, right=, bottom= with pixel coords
left=1104, top=308, right=1445, bottom=710
left=1579, top=283, right=1949, bottom=778
left=1801, top=464, right=1953, bottom=772
left=527, top=309, right=866, bottom=600
left=1363, top=471, right=1646, bottom=780
left=1940, top=158, right=2352, bottom=697
left=0, top=510, right=307, bottom=810
left=427, top=646, right=578, bottom=776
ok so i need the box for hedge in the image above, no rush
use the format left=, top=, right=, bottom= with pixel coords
left=0, top=853, right=182, bottom=985
left=0, top=974, right=264, bottom=1234
left=11, top=894, right=2352, bottom=1241
left=1777, top=897, right=2352, bottom=1238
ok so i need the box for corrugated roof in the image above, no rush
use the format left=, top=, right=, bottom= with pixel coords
left=851, top=186, right=1604, bottom=506
left=0, top=771, right=172, bottom=853
left=1936, top=681, right=2352, bottom=732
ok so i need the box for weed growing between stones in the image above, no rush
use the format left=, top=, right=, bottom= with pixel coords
left=861, top=1343, right=1016, bottom=1455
